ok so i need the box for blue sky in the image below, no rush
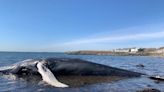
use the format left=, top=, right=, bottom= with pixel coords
left=0, top=0, right=164, bottom=52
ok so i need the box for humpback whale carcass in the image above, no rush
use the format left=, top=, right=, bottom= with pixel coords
left=0, top=58, right=142, bottom=87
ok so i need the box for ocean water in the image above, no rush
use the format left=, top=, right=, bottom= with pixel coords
left=0, top=52, right=164, bottom=92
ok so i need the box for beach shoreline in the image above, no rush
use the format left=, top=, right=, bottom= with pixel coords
left=65, top=47, right=164, bottom=57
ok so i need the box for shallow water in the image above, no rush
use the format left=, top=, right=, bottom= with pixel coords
left=0, top=52, right=164, bottom=92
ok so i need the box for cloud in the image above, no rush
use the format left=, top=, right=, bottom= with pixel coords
left=48, top=23, right=164, bottom=51
left=62, top=31, right=164, bottom=45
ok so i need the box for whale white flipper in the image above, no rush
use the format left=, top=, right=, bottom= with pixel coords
left=37, top=61, right=69, bottom=88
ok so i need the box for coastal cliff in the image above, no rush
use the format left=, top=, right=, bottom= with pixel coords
left=65, top=47, right=164, bottom=57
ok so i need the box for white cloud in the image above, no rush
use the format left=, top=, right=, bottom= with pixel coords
left=48, top=23, right=164, bottom=51
left=62, top=31, right=164, bottom=45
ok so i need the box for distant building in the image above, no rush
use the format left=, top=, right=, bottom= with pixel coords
left=113, top=47, right=139, bottom=53
left=130, top=48, right=138, bottom=53
left=113, top=48, right=130, bottom=53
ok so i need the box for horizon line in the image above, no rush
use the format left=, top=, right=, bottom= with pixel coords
left=0, top=46, right=163, bottom=52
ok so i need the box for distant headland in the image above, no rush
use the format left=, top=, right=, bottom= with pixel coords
left=65, top=47, right=164, bottom=57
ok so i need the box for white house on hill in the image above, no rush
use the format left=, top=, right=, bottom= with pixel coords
left=130, top=48, right=139, bottom=53
left=113, top=47, right=139, bottom=53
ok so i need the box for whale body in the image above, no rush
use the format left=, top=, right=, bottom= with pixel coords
left=0, top=58, right=143, bottom=86
left=0, top=58, right=142, bottom=77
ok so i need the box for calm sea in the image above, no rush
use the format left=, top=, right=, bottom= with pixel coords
left=0, top=52, right=164, bottom=92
